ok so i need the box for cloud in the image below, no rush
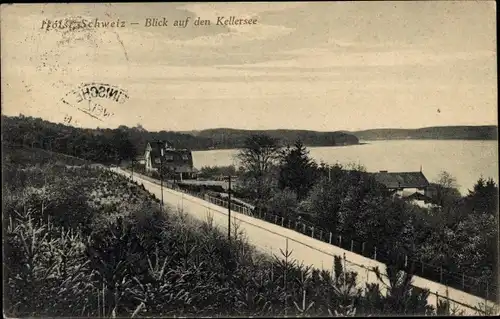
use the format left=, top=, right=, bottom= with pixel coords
left=219, top=48, right=495, bottom=69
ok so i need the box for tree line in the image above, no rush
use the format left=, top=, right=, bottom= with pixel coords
left=187, top=128, right=359, bottom=148
left=1, top=115, right=215, bottom=161
left=1, top=115, right=359, bottom=158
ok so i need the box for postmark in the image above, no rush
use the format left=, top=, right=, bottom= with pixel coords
left=61, top=82, right=129, bottom=124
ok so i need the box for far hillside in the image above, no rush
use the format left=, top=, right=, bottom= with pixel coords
left=1, top=116, right=359, bottom=157
left=182, top=128, right=359, bottom=148
left=348, top=126, right=498, bottom=141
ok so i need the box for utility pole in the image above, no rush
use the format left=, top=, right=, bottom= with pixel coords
left=157, top=140, right=164, bottom=210
left=227, top=175, right=232, bottom=241
left=131, top=158, right=135, bottom=180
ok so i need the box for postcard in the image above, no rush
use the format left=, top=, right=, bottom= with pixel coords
left=2, top=2, right=498, bottom=317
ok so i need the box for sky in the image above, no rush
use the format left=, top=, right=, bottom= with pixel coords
left=1, top=2, right=497, bottom=132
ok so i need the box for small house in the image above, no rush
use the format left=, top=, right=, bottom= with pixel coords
left=144, top=140, right=197, bottom=180
left=373, top=170, right=430, bottom=198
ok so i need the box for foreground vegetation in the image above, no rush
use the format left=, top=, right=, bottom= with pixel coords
left=4, top=147, right=475, bottom=317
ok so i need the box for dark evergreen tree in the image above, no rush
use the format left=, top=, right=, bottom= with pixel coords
left=465, top=177, right=498, bottom=216
left=278, top=140, right=318, bottom=200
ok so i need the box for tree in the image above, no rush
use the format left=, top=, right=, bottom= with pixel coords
left=111, top=129, right=137, bottom=164
left=237, top=134, right=281, bottom=206
left=432, top=171, right=461, bottom=214
left=301, top=178, right=343, bottom=235
left=278, top=140, right=318, bottom=200
left=373, top=262, right=432, bottom=315
left=266, top=188, right=299, bottom=219
left=465, top=177, right=498, bottom=216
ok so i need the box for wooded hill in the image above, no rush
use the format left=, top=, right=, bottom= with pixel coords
left=1, top=116, right=359, bottom=157
left=348, top=126, right=498, bottom=141
left=181, top=128, right=359, bottom=148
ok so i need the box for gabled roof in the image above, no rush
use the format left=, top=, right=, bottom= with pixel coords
left=146, top=140, right=184, bottom=152
left=146, top=140, right=172, bottom=148
left=405, top=192, right=432, bottom=201
left=373, top=171, right=429, bottom=189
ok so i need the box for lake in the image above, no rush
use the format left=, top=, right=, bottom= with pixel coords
left=192, top=140, right=498, bottom=195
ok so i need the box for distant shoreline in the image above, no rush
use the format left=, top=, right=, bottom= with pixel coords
left=192, top=139, right=497, bottom=152
left=356, top=138, right=498, bottom=141
left=193, top=142, right=370, bottom=152
left=348, top=126, right=497, bottom=141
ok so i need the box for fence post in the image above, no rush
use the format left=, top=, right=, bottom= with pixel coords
left=319, top=230, right=323, bottom=241
left=281, top=217, right=284, bottom=226
left=486, top=280, right=489, bottom=301
left=339, top=235, right=342, bottom=247
left=350, top=240, right=353, bottom=251
left=274, top=215, right=278, bottom=224
left=362, top=242, right=365, bottom=255
left=373, top=246, right=377, bottom=260
left=288, top=219, right=291, bottom=228
left=302, top=223, right=306, bottom=233
left=329, top=232, right=332, bottom=244
left=405, top=255, right=408, bottom=268
left=462, top=273, right=465, bottom=289
left=295, top=221, right=298, bottom=229
left=311, top=227, right=314, bottom=238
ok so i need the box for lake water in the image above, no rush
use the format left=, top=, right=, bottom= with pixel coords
left=192, top=140, right=498, bottom=195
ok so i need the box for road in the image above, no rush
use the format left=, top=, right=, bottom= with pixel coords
left=112, top=167, right=497, bottom=315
